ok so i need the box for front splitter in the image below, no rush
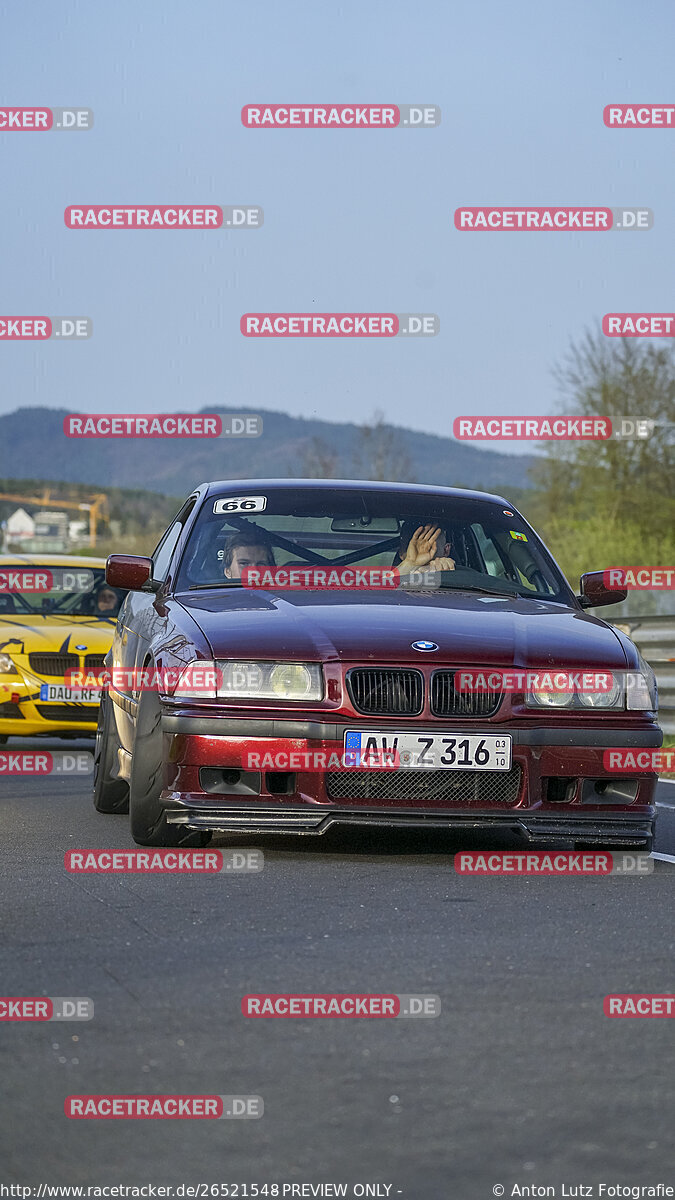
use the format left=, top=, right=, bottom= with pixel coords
left=163, top=804, right=655, bottom=844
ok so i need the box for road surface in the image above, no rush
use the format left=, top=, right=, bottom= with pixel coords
left=1, top=737, right=674, bottom=1195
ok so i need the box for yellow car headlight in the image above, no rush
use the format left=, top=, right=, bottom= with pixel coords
left=0, top=653, right=18, bottom=676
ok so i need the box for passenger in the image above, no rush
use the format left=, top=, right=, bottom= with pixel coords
left=396, top=522, right=455, bottom=575
left=222, top=532, right=276, bottom=581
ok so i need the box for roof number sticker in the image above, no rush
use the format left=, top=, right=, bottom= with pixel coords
left=213, top=496, right=268, bottom=514
left=510, top=530, right=528, bottom=541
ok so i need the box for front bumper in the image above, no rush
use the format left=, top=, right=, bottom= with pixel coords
left=0, top=677, right=98, bottom=736
left=154, top=712, right=661, bottom=844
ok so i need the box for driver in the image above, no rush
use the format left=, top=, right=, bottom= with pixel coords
left=396, top=522, right=455, bottom=575
left=222, top=531, right=276, bottom=580
left=92, top=586, right=120, bottom=614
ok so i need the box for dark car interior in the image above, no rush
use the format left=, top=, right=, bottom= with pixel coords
left=177, top=500, right=563, bottom=600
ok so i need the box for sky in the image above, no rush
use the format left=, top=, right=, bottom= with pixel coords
left=0, top=0, right=673, bottom=454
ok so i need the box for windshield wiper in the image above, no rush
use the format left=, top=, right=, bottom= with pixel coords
left=433, top=582, right=521, bottom=599
left=188, top=581, right=243, bottom=590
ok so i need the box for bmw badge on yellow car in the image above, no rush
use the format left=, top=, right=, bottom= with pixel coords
left=0, top=556, right=127, bottom=741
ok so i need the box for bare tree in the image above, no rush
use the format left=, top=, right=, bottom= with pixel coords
left=351, top=409, right=415, bottom=482
left=296, top=436, right=340, bottom=479
left=530, top=328, right=674, bottom=537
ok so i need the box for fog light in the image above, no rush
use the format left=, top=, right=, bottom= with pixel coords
left=546, top=777, right=577, bottom=803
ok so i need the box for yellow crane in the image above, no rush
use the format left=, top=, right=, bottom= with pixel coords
left=0, top=489, right=109, bottom=548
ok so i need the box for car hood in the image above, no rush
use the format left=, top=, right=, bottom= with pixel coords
left=0, top=613, right=116, bottom=666
left=178, top=589, right=630, bottom=668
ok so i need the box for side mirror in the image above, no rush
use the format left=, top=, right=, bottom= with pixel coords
left=106, top=554, right=158, bottom=592
left=578, top=571, right=627, bottom=609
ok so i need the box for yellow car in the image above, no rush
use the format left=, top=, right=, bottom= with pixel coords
left=0, top=555, right=127, bottom=741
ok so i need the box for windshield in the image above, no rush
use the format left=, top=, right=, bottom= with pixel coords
left=0, top=566, right=127, bottom=618
left=175, top=489, right=571, bottom=603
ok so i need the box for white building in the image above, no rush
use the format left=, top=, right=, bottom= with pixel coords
left=6, top=507, right=35, bottom=540
left=68, top=519, right=89, bottom=544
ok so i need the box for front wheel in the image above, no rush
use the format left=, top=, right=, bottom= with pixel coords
left=129, top=688, right=209, bottom=847
left=93, top=691, right=129, bottom=814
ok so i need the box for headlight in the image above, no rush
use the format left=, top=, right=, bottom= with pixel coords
left=269, top=664, right=318, bottom=698
left=526, top=668, right=653, bottom=711
left=172, top=661, right=219, bottom=699
left=578, top=678, right=622, bottom=708
left=527, top=689, right=574, bottom=708
left=218, top=660, right=323, bottom=701
left=0, top=653, right=17, bottom=675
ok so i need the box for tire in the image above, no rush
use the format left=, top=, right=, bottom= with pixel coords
left=93, top=691, right=129, bottom=814
left=129, top=686, right=210, bottom=847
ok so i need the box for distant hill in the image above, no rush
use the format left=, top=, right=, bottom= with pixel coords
left=0, top=405, right=536, bottom=498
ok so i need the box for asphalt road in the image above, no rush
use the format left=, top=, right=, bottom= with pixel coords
left=1, top=737, right=674, bottom=1197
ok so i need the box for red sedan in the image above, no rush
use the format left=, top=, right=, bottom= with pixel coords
left=93, top=479, right=661, bottom=850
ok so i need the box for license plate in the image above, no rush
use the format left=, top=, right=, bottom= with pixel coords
left=343, top=730, right=512, bottom=771
left=39, top=685, right=102, bottom=704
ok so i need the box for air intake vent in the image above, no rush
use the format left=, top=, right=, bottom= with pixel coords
left=29, top=653, right=79, bottom=677
left=431, top=671, right=503, bottom=718
left=35, top=706, right=97, bottom=723
left=326, top=765, right=521, bottom=805
left=347, top=669, right=423, bottom=715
